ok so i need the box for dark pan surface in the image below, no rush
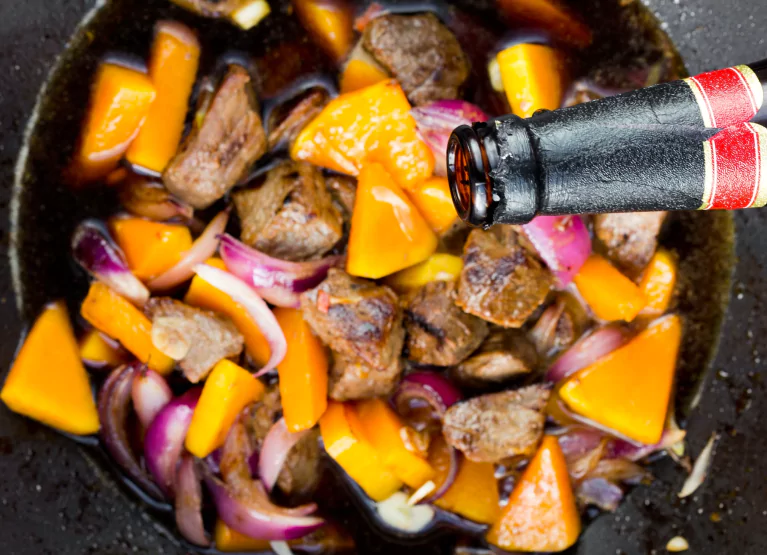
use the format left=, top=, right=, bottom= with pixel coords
left=0, top=0, right=766, bottom=553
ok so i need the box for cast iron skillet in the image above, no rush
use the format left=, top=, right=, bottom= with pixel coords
left=1, top=0, right=766, bottom=553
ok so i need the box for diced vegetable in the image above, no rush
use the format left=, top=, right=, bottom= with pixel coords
left=496, top=0, right=592, bottom=48
left=573, top=254, right=647, bottom=322
left=70, top=63, right=156, bottom=183
left=487, top=436, right=580, bottom=552
left=185, top=360, right=265, bottom=458
left=638, top=248, right=677, bottom=317
left=175, top=453, right=210, bottom=547
left=340, top=59, right=389, bottom=94
left=126, top=21, right=200, bottom=173
left=259, top=418, right=311, bottom=491
left=1, top=301, right=100, bottom=435
left=384, top=254, right=463, bottom=293
left=79, top=328, right=127, bottom=369
left=545, top=325, right=628, bottom=383
left=80, top=282, right=175, bottom=374
left=353, top=398, right=436, bottom=489
left=291, top=80, right=434, bottom=191
left=215, top=519, right=273, bottom=552
left=347, top=163, right=437, bottom=279
left=407, top=176, right=459, bottom=234
left=497, top=43, right=564, bottom=119
left=229, top=0, right=272, bottom=29
left=429, top=436, right=499, bottom=525
left=131, top=368, right=173, bottom=428
left=273, top=307, right=329, bottom=432
left=110, top=217, right=193, bottom=281
left=376, top=491, right=436, bottom=533
left=293, top=0, right=353, bottom=63
left=522, top=215, right=591, bottom=288
left=185, top=258, right=271, bottom=367
left=559, top=315, right=682, bottom=444
left=319, top=401, right=403, bottom=501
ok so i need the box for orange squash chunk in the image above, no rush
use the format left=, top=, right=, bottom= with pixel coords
left=340, top=59, right=389, bottom=94
left=110, top=217, right=193, bottom=281
left=291, top=80, right=434, bottom=191
left=384, top=253, right=463, bottom=293
left=487, top=436, right=580, bottom=552
left=347, top=163, right=437, bottom=279
left=497, top=44, right=565, bottom=119
left=638, top=248, right=677, bottom=317
left=559, top=314, right=682, bottom=444
left=79, top=328, right=127, bottom=368
left=497, top=0, right=592, bottom=49
left=573, top=253, right=647, bottom=322
left=293, top=0, right=354, bottom=62
left=407, top=176, right=459, bottom=234
left=273, top=307, right=329, bottom=432
left=1, top=302, right=100, bottom=435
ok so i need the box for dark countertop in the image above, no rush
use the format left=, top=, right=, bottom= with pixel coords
left=1, top=1, right=766, bottom=554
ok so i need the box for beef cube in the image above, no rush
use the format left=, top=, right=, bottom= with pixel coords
left=247, top=385, right=282, bottom=444
left=164, top=66, right=266, bottom=209
left=404, top=280, right=488, bottom=366
left=146, top=298, right=244, bottom=383
left=233, top=161, right=343, bottom=261
left=325, top=174, right=357, bottom=224
left=328, top=354, right=402, bottom=401
left=442, top=385, right=550, bottom=463
left=453, top=329, right=537, bottom=382
left=301, top=269, right=404, bottom=371
left=267, top=89, right=329, bottom=150
left=362, top=13, right=470, bottom=106
left=456, top=229, right=553, bottom=328
left=594, top=211, right=667, bottom=278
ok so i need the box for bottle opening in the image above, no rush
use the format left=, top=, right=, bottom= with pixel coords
left=447, top=125, right=490, bottom=227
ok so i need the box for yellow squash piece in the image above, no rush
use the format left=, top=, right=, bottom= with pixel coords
left=573, top=253, right=647, bottom=322
left=347, top=163, right=438, bottom=279
left=559, top=314, right=682, bottom=444
left=185, top=359, right=265, bottom=458
left=1, top=302, right=100, bottom=435
left=638, top=248, right=677, bottom=317
left=110, top=217, right=193, bottom=281
left=384, top=253, right=463, bottom=293
left=407, top=176, right=459, bottom=234
left=340, top=59, right=390, bottom=94
left=79, top=328, right=126, bottom=368
left=497, top=43, right=564, bottom=118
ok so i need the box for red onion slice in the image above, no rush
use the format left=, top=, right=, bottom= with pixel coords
left=219, top=234, right=343, bottom=308
left=678, top=432, right=717, bottom=498
left=98, top=363, right=164, bottom=500
left=131, top=368, right=173, bottom=429
left=392, top=371, right=463, bottom=431
left=147, top=209, right=230, bottom=291
left=72, top=220, right=149, bottom=306
left=522, top=215, right=591, bottom=288
left=424, top=447, right=461, bottom=504
left=555, top=426, right=606, bottom=463
left=192, top=263, right=287, bottom=374
left=576, top=477, right=624, bottom=512
left=545, top=325, right=629, bottom=383
left=260, top=418, right=310, bottom=491
left=175, top=454, right=210, bottom=547
left=606, top=428, right=687, bottom=462
left=145, top=388, right=201, bottom=497
left=118, top=177, right=194, bottom=222
left=411, top=100, right=489, bottom=176
left=529, top=300, right=566, bottom=356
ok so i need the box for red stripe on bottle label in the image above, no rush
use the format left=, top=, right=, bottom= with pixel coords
left=701, top=123, right=767, bottom=210
left=686, top=65, right=763, bottom=128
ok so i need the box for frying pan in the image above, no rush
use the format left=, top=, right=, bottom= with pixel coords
left=0, top=0, right=766, bottom=553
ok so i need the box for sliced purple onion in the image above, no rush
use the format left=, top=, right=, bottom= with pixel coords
left=545, top=325, right=629, bottom=383
left=587, top=458, right=650, bottom=486
left=118, top=177, right=194, bottom=222
left=98, top=363, right=164, bottom=500
left=260, top=418, right=310, bottom=491
left=192, top=263, right=287, bottom=374
left=72, top=220, right=149, bottom=306
left=147, top=209, right=230, bottom=292
left=219, top=234, right=343, bottom=308
left=411, top=100, right=489, bottom=176
left=131, top=368, right=173, bottom=429
left=175, top=454, right=210, bottom=547
left=522, top=215, right=591, bottom=288
left=145, top=388, right=201, bottom=497
left=529, top=300, right=566, bottom=356
left=576, top=477, right=624, bottom=512
left=555, top=426, right=605, bottom=462
left=568, top=439, right=607, bottom=481
left=392, top=371, right=463, bottom=431
left=423, top=447, right=461, bottom=504
left=606, top=428, right=687, bottom=462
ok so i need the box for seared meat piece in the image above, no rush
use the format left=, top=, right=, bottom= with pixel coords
left=362, top=13, right=470, bottom=106
left=146, top=298, right=244, bottom=383
left=553, top=310, right=577, bottom=351
left=301, top=269, right=404, bottom=371
left=328, top=355, right=402, bottom=401
left=453, top=329, right=537, bottom=382
left=456, top=229, right=553, bottom=328
left=404, top=280, right=488, bottom=366
left=439, top=220, right=471, bottom=256
left=594, top=211, right=667, bottom=278
left=164, top=66, right=266, bottom=209
left=442, top=385, right=550, bottom=462
left=247, top=385, right=282, bottom=444
left=325, top=174, right=357, bottom=224
left=233, top=161, right=343, bottom=261
left=268, top=89, right=329, bottom=150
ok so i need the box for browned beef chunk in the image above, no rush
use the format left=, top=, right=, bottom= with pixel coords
left=146, top=298, right=244, bottom=383
left=362, top=13, right=470, bottom=106
left=456, top=229, right=553, bottom=328
left=233, top=161, right=343, bottom=261
left=329, top=354, right=402, bottom=401
left=594, top=211, right=667, bottom=278
left=442, top=385, right=550, bottom=462
left=247, top=385, right=282, bottom=443
left=453, top=329, right=537, bottom=382
left=301, top=269, right=404, bottom=371
left=163, top=66, right=266, bottom=209
left=267, top=89, right=329, bottom=150
left=404, top=280, right=488, bottom=366
left=325, top=174, right=357, bottom=225
left=439, top=220, right=472, bottom=256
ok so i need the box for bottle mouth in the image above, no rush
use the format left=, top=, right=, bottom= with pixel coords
left=447, top=124, right=492, bottom=227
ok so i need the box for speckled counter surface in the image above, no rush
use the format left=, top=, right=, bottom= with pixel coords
left=1, top=1, right=767, bottom=554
